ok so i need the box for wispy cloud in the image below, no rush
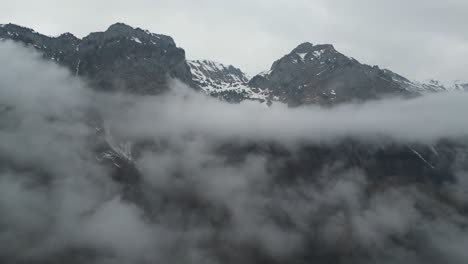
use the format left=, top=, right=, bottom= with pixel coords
left=1, top=41, right=468, bottom=264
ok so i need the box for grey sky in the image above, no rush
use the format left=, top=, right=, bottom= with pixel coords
left=2, top=0, right=467, bottom=81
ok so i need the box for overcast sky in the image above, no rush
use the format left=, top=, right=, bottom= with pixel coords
left=2, top=0, right=467, bottom=82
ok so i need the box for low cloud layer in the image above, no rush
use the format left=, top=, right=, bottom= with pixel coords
left=1, top=41, right=468, bottom=264
left=107, top=83, right=468, bottom=145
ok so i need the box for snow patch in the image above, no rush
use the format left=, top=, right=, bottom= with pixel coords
left=410, top=148, right=435, bottom=169
left=312, top=49, right=326, bottom=59
left=188, top=60, right=269, bottom=101
left=259, top=69, right=273, bottom=77
left=316, top=69, right=327, bottom=76
left=130, top=37, right=142, bottom=44
left=297, top=52, right=308, bottom=62
left=75, top=59, right=81, bottom=76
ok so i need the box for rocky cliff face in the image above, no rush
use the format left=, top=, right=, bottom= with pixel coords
left=194, top=42, right=467, bottom=106
left=0, top=23, right=194, bottom=94
left=247, top=42, right=415, bottom=106
left=2, top=24, right=464, bottom=105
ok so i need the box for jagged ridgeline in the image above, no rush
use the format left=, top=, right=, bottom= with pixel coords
left=0, top=23, right=194, bottom=94
left=1, top=23, right=468, bottom=264
left=1, top=23, right=466, bottom=105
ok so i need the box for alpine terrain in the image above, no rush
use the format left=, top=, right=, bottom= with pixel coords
left=1, top=22, right=468, bottom=264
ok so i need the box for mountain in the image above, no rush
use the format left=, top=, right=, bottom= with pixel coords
left=188, top=59, right=267, bottom=102
left=194, top=42, right=466, bottom=106
left=412, top=79, right=468, bottom=93
left=0, top=23, right=194, bottom=94
left=2, top=22, right=468, bottom=264
left=246, top=42, right=418, bottom=105
left=2, top=23, right=464, bottom=105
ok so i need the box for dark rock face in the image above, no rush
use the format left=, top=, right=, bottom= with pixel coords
left=248, top=42, right=415, bottom=106
left=0, top=23, right=194, bottom=94
left=1, top=24, right=464, bottom=105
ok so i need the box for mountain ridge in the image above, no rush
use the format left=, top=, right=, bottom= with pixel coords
left=1, top=23, right=466, bottom=105
left=2, top=22, right=468, bottom=264
left=0, top=22, right=195, bottom=94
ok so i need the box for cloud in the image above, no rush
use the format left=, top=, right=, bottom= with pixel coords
left=106, top=80, right=468, bottom=144
left=1, top=41, right=468, bottom=264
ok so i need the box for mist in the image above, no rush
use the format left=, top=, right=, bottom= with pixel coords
left=1, top=41, right=468, bottom=264
left=105, top=81, right=468, bottom=144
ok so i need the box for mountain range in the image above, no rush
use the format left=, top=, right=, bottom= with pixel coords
left=1, top=22, right=468, bottom=264
left=1, top=22, right=466, bottom=106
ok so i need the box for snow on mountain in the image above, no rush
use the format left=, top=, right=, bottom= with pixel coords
left=188, top=60, right=268, bottom=102
left=245, top=43, right=467, bottom=105
left=0, top=23, right=192, bottom=94
left=405, top=79, right=468, bottom=93
left=453, top=80, right=468, bottom=91
left=2, top=22, right=465, bottom=105
left=247, top=42, right=417, bottom=105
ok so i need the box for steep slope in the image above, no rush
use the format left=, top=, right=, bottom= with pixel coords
left=248, top=42, right=416, bottom=105
left=0, top=23, right=193, bottom=94
left=188, top=59, right=268, bottom=102
left=188, top=60, right=249, bottom=88
left=189, top=43, right=466, bottom=105
left=411, top=79, right=468, bottom=93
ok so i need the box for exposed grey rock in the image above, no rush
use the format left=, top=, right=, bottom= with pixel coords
left=188, top=60, right=249, bottom=87
left=187, top=42, right=466, bottom=106
left=248, top=42, right=415, bottom=106
left=0, top=23, right=194, bottom=94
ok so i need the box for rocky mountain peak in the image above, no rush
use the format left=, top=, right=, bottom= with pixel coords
left=2, top=23, right=464, bottom=106
left=292, top=42, right=314, bottom=52
left=0, top=23, right=193, bottom=94
left=247, top=42, right=412, bottom=105
left=292, top=42, right=335, bottom=53
left=0, top=23, right=45, bottom=43
left=83, top=22, right=175, bottom=47
left=106, top=22, right=135, bottom=34
left=57, top=32, right=79, bottom=40
left=266, top=42, right=354, bottom=76
left=1, top=23, right=36, bottom=34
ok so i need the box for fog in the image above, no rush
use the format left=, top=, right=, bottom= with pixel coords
left=106, top=82, right=468, bottom=144
left=1, top=41, right=468, bottom=263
